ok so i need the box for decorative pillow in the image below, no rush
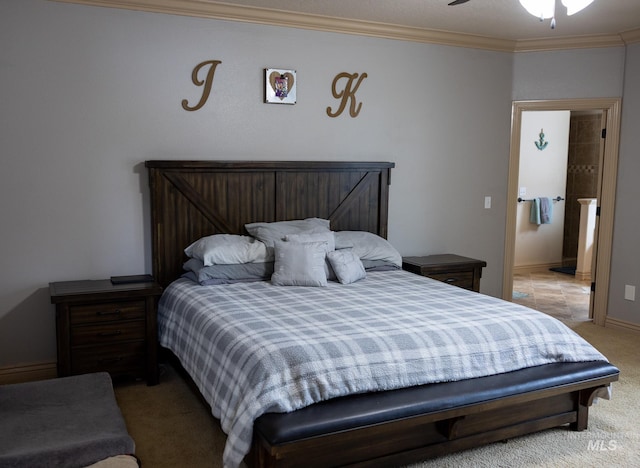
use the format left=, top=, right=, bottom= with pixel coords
left=333, top=231, right=402, bottom=267
left=245, top=218, right=331, bottom=248
left=285, top=232, right=337, bottom=280
left=183, top=258, right=273, bottom=285
left=327, top=249, right=366, bottom=284
left=184, top=234, right=269, bottom=266
left=271, top=240, right=328, bottom=287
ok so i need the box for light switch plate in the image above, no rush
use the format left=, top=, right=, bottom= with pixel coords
left=624, top=285, right=635, bottom=301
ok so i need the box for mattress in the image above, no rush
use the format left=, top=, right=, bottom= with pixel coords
left=157, top=269, right=608, bottom=468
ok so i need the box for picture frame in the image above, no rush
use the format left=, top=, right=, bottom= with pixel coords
left=264, top=68, right=296, bottom=104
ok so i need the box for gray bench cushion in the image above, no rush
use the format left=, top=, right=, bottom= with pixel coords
left=0, top=372, right=135, bottom=468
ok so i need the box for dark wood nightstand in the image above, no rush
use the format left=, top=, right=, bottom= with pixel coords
left=402, top=254, right=487, bottom=292
left=50, top=279, right=163, bottom=385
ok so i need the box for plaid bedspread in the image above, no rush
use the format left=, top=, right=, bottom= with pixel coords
left=157, top=270, right=607, bottom=468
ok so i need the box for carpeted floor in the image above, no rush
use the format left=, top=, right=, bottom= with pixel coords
left=114, top=322, right=639, bottom=467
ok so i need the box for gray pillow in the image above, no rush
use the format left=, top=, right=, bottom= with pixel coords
left=327, top=249, right=367, bottom=284
left=333, top=231, right=402, bottom=267
left=286, top=232, right=337, bottom=280
left=285, top=231, right=335, bottom=251
left=245, top=218, right=331, bottom=249
left=271, top=240, right=328, bottom=287
left=361, top=259, right=400, bottom=271
left=183, top=258, right=273, bottom=285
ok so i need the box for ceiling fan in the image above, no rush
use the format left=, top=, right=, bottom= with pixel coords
left=447, top=0, right=596, bottom=29
left=448, top=0, right=596, bottom=13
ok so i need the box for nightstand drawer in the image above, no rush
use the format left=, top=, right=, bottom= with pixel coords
left=427, top=271, right=474, bottom=290
left=71, top=321, right=145, bottom=346
left=71, top=342, right=145, bottom=376
left=402, top=254, right=486, bottom=293
left=70, top=301, right=146, bottom=325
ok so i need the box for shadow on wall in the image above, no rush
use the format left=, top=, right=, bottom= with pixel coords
left=134, top=161, right=153, bottom=278
left=0, top=287, right=57, bottom=376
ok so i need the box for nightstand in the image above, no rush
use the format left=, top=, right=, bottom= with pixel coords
left=50, top=279, right=163, bottom=385
left=402, top=254, right=487, bottom=292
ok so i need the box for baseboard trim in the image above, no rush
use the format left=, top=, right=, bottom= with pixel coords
left=605, top=316, right=640, bottom=334
left=575, top=271, right=591, bottom=281
left=0, top=361, right=57, bottom=385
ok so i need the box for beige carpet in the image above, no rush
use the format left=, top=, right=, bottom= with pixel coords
left=114, top=322, right=639, bottom=467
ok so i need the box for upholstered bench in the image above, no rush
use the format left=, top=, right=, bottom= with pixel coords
left=252, top=361, right=619, bottom=467
left=0, top=372, right=136, bottom=468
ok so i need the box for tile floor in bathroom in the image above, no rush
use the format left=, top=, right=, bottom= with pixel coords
left=512, top=270, right=592, bottom=323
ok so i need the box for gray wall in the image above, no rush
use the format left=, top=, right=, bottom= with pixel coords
left=513, top=46, right=640, bottom=325
left=0, top=0, right=636, bottom=369
left=512, top=47, right=626, bottom=101
left=609, top=42, right=640, bottom=323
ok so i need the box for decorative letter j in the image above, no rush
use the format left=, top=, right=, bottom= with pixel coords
left=182, top=60, right=222, bottom=111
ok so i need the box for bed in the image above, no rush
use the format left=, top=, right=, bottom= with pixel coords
left=145, top=160, right=619, bottom=468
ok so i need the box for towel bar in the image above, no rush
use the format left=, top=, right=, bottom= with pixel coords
left=517, top=196, right=565, bottom=203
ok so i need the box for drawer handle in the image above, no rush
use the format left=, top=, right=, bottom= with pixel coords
left=98, top=357, right=124, bottom=364
left=445, top=278, right=458, bottom=283
left=97, top=330, right=122, bottom=337
left=97, top=309, right=122, bottom=317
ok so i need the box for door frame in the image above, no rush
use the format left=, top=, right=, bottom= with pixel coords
left=503, top=98, right=622, bottom=326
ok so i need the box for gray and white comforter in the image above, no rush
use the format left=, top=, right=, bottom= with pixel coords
left=157, top=269, right=608, bottom=468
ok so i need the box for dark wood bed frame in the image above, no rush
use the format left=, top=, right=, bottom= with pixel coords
left=145, top=160, right=619, bottom=468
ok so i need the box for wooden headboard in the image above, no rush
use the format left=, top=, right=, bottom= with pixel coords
left=145, top=160, right=395, bottom=287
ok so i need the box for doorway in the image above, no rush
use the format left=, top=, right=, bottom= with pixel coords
left=503, top=98, right=622, bottom=326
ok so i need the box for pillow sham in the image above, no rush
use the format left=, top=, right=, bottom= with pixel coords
left=245, top=218, right=331, bottom=248
left=327, top=249, right=366, bottom=284
left=333, top=231, right=402, bottom=267
left=271, top=240, right=328, bottom=287
left=285, top=231, right=335, bottom=251
left=361, top=259, right=401, bottom=271
left=183, top=258, right=273, bottom=285
left=184, top=234, right=269, bottom=266
left=285, top=231, right=337, bottom=280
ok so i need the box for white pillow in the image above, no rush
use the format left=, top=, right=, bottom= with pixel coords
left=184, top=234, right=269, bottom=266
left=333, top=231, right=402, bottom=267
left=271, top=240, right=328, bottom=287
left=327, top=249, right=366, bottom=284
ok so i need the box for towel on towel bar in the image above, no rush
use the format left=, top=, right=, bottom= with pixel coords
left=540, top=197, right=553, bottom=224
left=530, top=197, right=553, bottom=225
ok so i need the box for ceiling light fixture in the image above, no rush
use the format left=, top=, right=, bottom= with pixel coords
left=518, top=0, right=595, bottom=29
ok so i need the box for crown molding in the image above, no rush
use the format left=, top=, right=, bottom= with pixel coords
left=49, top=0, right=516, bottom=51
left=50, top=0, right=633, bottom=52
left=514, top=33, right=626, bottom=52
left=621, top=28, right=640, bottom=45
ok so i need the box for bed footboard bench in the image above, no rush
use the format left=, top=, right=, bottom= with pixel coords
left=250, top=361, right=619, bottom=468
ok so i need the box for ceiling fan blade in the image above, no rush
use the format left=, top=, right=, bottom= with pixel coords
left=448, top=0, right=470, bottom=5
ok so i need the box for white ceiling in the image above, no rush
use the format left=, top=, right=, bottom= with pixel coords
left=216, top=0, right=639, bottom=42
left=53, top=0, right=640, bottom=50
